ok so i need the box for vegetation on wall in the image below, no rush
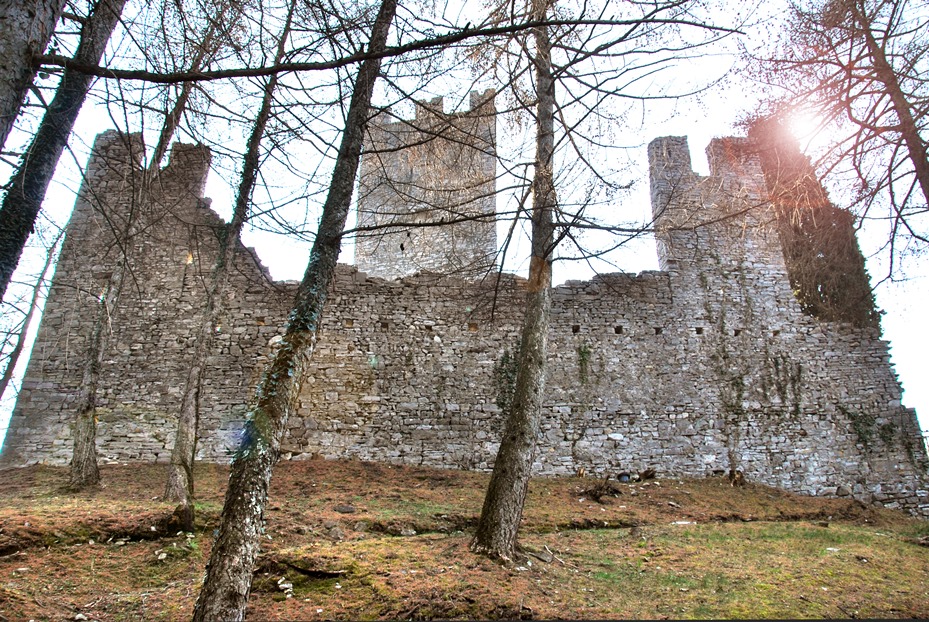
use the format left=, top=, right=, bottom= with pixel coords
left=577, top=342, right=591, bottom=385
left=748, top=116, right=880, bottom=328
left=492, top=346, right=519, bottom=415
left=839, top=404, right=877, bottom=447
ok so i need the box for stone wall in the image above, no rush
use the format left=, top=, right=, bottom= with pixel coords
left=354, top=90, right=497, bottom=279
left=2, top=129, right=927, bottom=517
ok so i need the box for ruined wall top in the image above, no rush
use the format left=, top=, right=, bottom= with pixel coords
left=647, top=135, right=778, bottom=273
left=355, top=90, right=498, bottom=280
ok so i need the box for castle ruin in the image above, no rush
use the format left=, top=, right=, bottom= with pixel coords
left=355, top=90, right=497, bottom=279
left=1, top=101, right=927, bottom=516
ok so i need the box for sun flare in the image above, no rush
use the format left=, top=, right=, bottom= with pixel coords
left=787, top=109, right=831, bottom=151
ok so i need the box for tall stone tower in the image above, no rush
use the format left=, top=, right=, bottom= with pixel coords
left=354, top=90, right=497, bottom=279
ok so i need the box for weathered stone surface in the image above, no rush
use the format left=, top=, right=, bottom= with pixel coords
left=355, top=90, right=497, bottom=279
left=1, top=129, right=927, bottom=518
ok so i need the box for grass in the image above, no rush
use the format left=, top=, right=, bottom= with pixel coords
left=0, top=458, right=927, bottom=620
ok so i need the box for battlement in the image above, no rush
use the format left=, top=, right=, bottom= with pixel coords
left=648, top=136, right=782, bottom=274
left=2, top=130, right=927, bottom=517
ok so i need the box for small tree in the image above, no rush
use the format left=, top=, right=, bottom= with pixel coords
left=69, top=131, right=144, bottom=490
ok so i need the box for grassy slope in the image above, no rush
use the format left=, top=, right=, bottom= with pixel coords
left=0, top=459, right=927, bottom=620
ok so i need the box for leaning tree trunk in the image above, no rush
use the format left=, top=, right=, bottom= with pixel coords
left=0, top=0, right=65, bottom=152
left=163, top=0, right=296, bottom=530
left=853, top=2, right=929, bottom=210
left=191, top=0, right=397, bottom=619
left=0, top=0, right=127, bottom=303
left=470, top=2, right=556, bottom=562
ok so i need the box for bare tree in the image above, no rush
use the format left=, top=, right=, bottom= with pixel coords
left=0, top=226, right=62, bottom=402
left=469, top=0, right=736, bottom=561
left=163, top=0, right=298, bottom=530
left=745, top=0, right=929, bottom=275
left=192, top=0, right=397, bottom=617
left=69, top=131, right=145, bottom=490
left=0, top=0, right=66, bottom=151
left=0, top=0, right=127, bottom=302
left=470, top=0, right=556, bottom=563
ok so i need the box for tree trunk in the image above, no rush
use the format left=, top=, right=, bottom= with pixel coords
left=191, top=1, right=396, bottom=618
left=852, top=1, right=929, bottom=210
left=470, top=1, right=556, bottom=562
left=164, top=0, right=296, bottom=528
left=69, top=278, right=114, bottom=489
left=0, top=0, right=126, bottom=302
left=0, top=0, right=65, bottom=151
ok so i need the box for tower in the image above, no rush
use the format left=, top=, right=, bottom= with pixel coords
left=354, top=90, right=497, bottom=279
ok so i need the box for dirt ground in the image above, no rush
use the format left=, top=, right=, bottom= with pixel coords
left=1, top=458, right=927, bottom=620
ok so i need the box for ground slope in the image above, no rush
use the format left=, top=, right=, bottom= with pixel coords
left=0, top=459, right=927, bottom=620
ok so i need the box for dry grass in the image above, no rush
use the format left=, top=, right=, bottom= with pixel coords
left=0, top=458, right=927, bottom=620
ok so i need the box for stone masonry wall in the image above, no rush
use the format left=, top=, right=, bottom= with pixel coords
left=355, top=90, right=497, bottom=279
left=2, top=130, right=927, bottom=517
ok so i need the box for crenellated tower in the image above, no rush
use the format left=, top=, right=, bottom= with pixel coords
left=355, top=90, right=497, bottom=279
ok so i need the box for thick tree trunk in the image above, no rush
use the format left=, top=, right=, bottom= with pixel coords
left=470, top=2, right=556, bottom=562
left=191, top=1, right=396, bottom=619
left=0, top=0, right=126, bottom=302
left=164, top=1, right=295, bottom=528
left=0, top=0, right=66, bottom=151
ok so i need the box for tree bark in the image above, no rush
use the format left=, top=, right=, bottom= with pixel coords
left=470, top=0, right=556, bottom=562
left=852, top=0, right=929, bottom=210
left=191, top=0, right=397, bottom=618
left=0, top=0, right=126, bottom=303
left=0, top=0, right=66, bottom=151
left=163, top=0, right=296, bottom=528
left=69, top=271, right=121, bottom=489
